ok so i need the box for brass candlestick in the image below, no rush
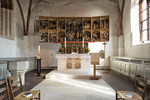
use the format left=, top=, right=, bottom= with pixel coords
left=102, top=42, right=108, bottom=74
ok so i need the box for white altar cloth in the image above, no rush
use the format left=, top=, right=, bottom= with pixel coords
left=55, top=54, right=91, bottom=71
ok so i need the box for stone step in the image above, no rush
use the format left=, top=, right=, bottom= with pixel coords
left=45, top=69, right=102, bottom=80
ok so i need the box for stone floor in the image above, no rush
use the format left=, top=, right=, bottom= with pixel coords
left=97, top=70, right=149, bottom=100
left=22, top=69, right=149, bottom=100
left=31, top=69, right=115, bottom=100
left=23, top=69, right=53, bottom=91
left=31, top=77, right=115, bottom=100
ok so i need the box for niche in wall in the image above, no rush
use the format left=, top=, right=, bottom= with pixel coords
left=0, top=0, right=14, bottom=39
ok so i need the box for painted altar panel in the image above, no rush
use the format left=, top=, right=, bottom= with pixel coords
left=100, top=16, right=109, bottom=41
left=66, top=18, right=82, bottom=41
left=39, top=16, right=109, bottom=43
left=58, top=30, right=65, bottom=42
left=39, top=30, right=48, bottom=42
left=61, top=43, right=88, bottom=54
left=92, top=30, right=100, bottom=41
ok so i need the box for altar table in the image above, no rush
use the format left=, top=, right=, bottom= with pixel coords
left=56, top=54, right=91, bottom=72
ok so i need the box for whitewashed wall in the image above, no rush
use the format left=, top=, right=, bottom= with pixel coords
left=30, top=0, right=120, bottom=68
left=0, top=0, right=120, bottom=68
left=123, top=0, right=150, bottom=58
left=0, top=0, right=36, bottom=57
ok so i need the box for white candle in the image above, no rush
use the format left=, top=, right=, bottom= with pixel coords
left=65, top=38, right=66, bottom=48
left=82, top=38, right=84, bottom=47
left=38, top=45, right=40, bottom=52
left=37, top=45, right=40, bottom=59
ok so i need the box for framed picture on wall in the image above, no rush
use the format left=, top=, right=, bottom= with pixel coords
left=34, top=20, right=39, bottom=33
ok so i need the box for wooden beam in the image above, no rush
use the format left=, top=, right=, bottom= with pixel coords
left=26, top=0, right=33, bottom=35
left=16, top=0, right=26, bottom=35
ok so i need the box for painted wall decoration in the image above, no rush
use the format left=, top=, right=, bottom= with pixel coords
left=58, top=30, right=65, bottom=42
left=66, top=18, right=82, bottom=41
left=39, top=18, right=48, bottom=30
left=40, top=31, right=48, bottom=42
left=49, top=31, right=56, bottom=42
left=48, top=18, right=56, bottom=29
left=39, top=16, right=109, bottom=43
left=58, top=18, right=65, bottom=29
left=100, top=16, right=109, bottom=41
left=92, top=30, right=100, bottom=41
left=83, top=18, right=91, bottom=29
left=83, top=30, right=91, bottom=41
left=92, top=17, right=100, bottom=29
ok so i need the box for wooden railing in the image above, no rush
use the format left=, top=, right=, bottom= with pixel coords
left=110, top=56, right=150, bottom=84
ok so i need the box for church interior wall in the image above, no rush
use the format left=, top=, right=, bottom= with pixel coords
left=123, top=0, right=150, bottom=58
left=0, top=0, right=120, bottom=68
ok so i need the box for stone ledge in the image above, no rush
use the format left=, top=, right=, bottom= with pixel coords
left=0, top=57, right=36, bottom=62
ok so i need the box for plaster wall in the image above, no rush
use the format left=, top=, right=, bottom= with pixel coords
left=0, top=2, right=1, bottom=35
left=0, top=0, right=36, bottom=58
left=123, top=0, right=150, bottom=58
left=0, top=0, right=120, bottom=68
left=30, top=0, right=120, bottom=68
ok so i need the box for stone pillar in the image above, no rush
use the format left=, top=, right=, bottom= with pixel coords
left=6, top=9, right=9, bottom=37
left=10, top=10, right=14, bottom=38
left=118, top=35, right=125, bottom=56
left=1, top=8, right=5, bottom=36
left=8, top=9, right=13, bottom=38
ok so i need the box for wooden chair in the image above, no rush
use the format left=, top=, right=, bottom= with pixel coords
left=9, top=73, right=40, bottom=100
left=0, top=77, right=10, bottom=100
left=116, top=73, right=148, bottom=100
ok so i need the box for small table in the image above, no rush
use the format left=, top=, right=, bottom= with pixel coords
left=14, top=90, right=40, bottom=100
left=55, top=54, right=90, bottom=71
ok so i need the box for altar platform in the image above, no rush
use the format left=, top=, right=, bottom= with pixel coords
left=51, top=54, right=102, bottom=80
left=45, top=69, right=101, bottom=80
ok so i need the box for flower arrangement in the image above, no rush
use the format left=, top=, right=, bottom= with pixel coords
left=58, top=47, right=64, bottom=54
left=99, top=50, right=105, bottom=58
left=84, top=47, right=90, bottom=53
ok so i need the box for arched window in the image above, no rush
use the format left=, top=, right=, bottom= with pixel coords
left=139, top=0, right=150, bottom=42
left=0, top=0, right=14, bottom=39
